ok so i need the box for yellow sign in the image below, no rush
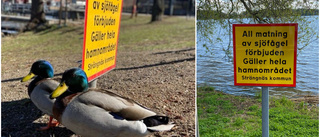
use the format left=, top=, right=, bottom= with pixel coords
left=233, top=24, right=297, bottom=87
left=82, top=0, right=122, bottom=82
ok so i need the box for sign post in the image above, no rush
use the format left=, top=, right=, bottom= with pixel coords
left=233, top=23, right=298, bottom=137
left=262, top=86, right=269, bottom=137
left=82, top=0, right=123, bottom=82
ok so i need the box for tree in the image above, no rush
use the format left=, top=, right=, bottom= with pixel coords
left=24, top=0, right=47, bottom=31
left=197, top=0, right=318, bottom=57
left=130, top=0, right=138, bottom=18
left=151, top=0, right=165, bottom=21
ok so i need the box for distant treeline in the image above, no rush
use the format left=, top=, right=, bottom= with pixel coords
left=197, top=9, right=319, bottom=20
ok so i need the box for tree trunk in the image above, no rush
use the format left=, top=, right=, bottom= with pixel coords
left=130, top=0, right=137, bottom=18
left=24, top=0, right=47, bottom=31
left=151, top=0, right=164, bottom=22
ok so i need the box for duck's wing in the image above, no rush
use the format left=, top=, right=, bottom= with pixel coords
left=94, top=88, right=157, bottom=111
left=76, top=89, right=157, bottom=120
left=61, top=89, right=174, bottom=136
left=30, top=79, right=59, bottom=116
left=60, top=96, right=151, bottom=137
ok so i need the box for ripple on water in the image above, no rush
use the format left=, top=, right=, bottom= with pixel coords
left=197, top=16, right=319, bottom=97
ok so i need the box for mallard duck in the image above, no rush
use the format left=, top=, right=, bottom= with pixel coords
left=21, top=60, right=60, bottom=130
left=50, top=68, right=175, bottom=137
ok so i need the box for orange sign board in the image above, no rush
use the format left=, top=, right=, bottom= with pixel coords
left=233, top=24, right=297, bottom=87
left=82, top=0, right=123, bottom=82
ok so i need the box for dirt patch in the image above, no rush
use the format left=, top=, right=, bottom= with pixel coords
left=1, top=47, right=195, bottom=136
left=290, top=95, right=319, bottom=104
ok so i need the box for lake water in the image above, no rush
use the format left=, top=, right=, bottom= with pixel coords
left=1, top=20, right=26, bottom=34
left=1, top=15, right=61, bottom=35
left=197, top=16, right=319, bottom=97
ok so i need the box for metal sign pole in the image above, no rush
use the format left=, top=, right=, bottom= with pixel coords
left=196, top=112, right=199, bottom=137
left=88, top=79, right=97, bottom=88
left=262, top=86, right=269, bottom=137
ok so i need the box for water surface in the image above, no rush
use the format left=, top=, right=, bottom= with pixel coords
left=197, top=16, right=319, bottom=97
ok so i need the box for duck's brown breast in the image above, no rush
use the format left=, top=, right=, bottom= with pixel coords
left=53, top=93, right=81, bottom=122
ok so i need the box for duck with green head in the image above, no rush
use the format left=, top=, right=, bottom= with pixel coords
left=50, top=68, right=175, bottom=137
left=21, top=60, right=60, bottom=130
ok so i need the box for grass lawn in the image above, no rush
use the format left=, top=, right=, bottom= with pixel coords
left=197, top=86, right=319, bottom=137
left=2, top=15, right=195, bottom=64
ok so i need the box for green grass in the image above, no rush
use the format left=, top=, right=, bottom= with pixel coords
left=118, top=16, right=195, bottom=51
left=197, top=86, right=319, bottom=137
left=1, top=24, right=85, bottom=62
left=1, top=15, right=194, bottom=60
